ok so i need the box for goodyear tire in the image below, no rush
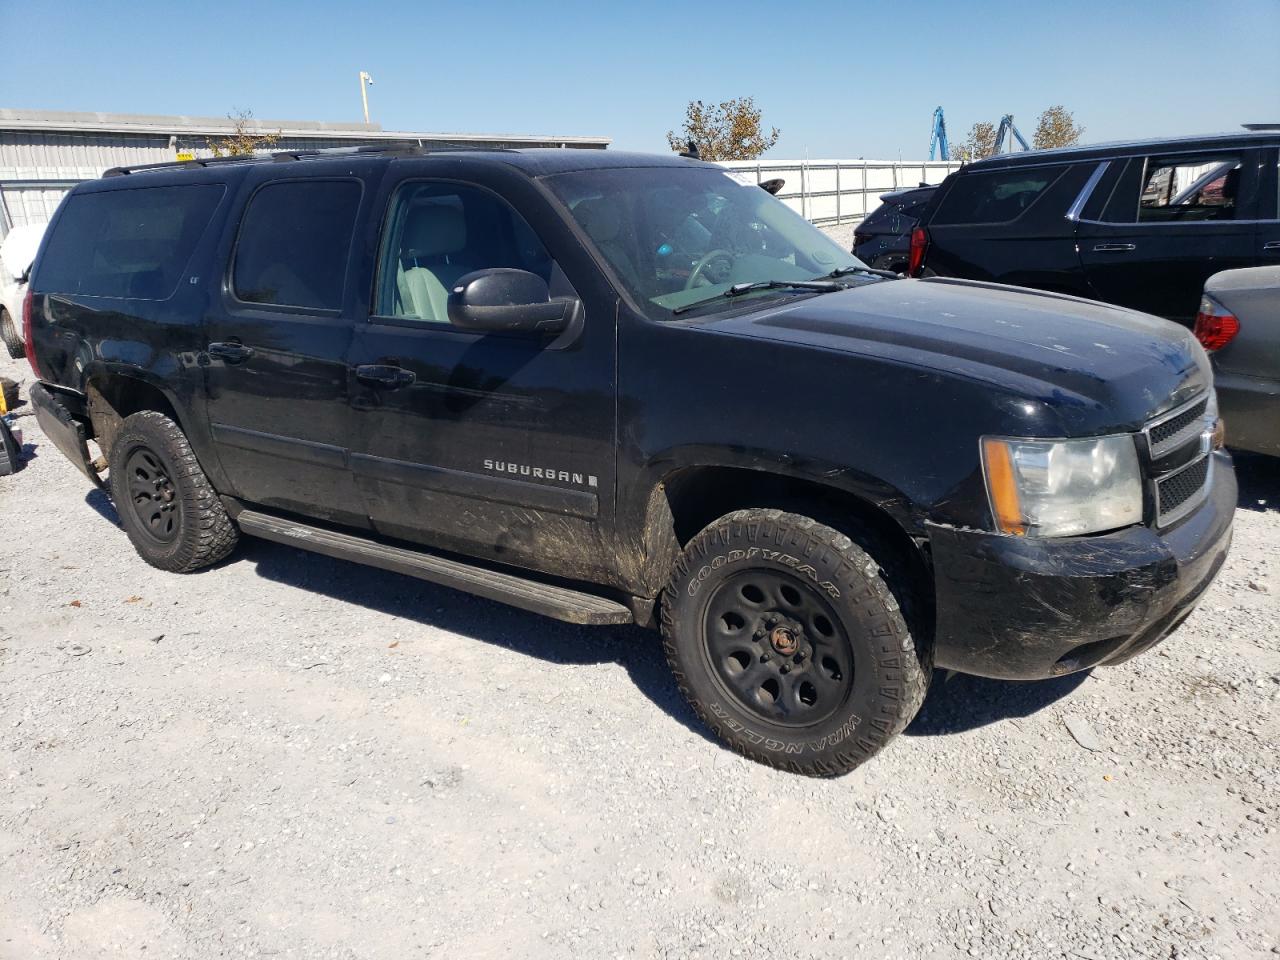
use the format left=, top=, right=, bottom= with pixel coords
left=661, top=508, right=930, bottom=776
left=0, top=308, right=22, bottom=360
left=109, top=411, right=239, bottom=573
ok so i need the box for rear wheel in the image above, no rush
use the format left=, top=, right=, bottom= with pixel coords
left=0, top=308, right=22, bottom=360
left=660, top=508, right=930, bottom=776
left=109, top=411, right=238, bottom=572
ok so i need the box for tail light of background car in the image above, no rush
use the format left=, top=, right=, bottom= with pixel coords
left=1193, top=295, right=1240, bottom=352
left=852, top=230, right=871, bottom=247
left=907, top=227, right=929, bottom=276
left=22, top=288, right=43, bottom=380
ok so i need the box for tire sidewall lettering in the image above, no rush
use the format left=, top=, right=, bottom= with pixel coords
left=708, top=700, right=864, bottom=755
left=687, top=546, right=840, bottom=600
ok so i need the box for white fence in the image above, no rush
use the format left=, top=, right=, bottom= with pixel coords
left=721, top=158, right=961, bottom=225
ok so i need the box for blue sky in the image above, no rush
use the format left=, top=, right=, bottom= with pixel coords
left=4, top=0, right=1278, bottom=158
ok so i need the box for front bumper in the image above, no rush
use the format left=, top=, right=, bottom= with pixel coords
left=928, top=450, right=1235, bottom=680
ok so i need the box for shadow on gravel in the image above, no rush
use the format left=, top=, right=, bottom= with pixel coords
left=905, top=669, right=1090, bottom=736
left=240, top=538, right=717, bottom=746
left=84, top=488, right=120, bottom=526
left=1232, top=451, right=1279, bottom=513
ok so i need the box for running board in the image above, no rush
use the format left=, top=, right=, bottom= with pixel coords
left=235, top=509, right=634, bottom=626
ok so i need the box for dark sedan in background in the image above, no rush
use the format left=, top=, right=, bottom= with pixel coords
left=852, top=185, right=935, bottom=273
left=1197, top=265, right=1280, bottom=456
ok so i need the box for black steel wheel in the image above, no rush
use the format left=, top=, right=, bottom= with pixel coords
left=122, top=446, right=182, bottom=544
left=108, top=411, right=239, bottom=572
left=661, top=508, right=931, bottom=777
left=702, top=569, right=854, bottom=726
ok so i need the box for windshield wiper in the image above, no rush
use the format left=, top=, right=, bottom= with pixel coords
left=818, top=265, right=901, bottom=281
left=671, top=279, right=841, bottom=316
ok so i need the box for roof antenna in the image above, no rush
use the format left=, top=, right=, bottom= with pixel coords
left=679, top=139, right=700, bottom=159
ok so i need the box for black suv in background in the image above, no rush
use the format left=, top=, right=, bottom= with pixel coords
left=910, top=132, right=1280, bottom=326
left=851, top=184, right=935, bottom=273
left=24, top=147, right=1234, bottom=776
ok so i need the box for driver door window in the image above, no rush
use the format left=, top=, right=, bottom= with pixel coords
left=375, top=182, right=554, bottom=323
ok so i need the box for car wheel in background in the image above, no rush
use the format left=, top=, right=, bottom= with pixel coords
left=0, top=308, right=23, bottom=360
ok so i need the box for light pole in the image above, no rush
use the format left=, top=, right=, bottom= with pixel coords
left=358, top=71, right=374, bottom=125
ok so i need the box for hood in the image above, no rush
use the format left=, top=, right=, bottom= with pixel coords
left=703, top=276, right=1210, bottom=432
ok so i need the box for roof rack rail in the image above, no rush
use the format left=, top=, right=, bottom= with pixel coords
left=104, top=142, right=525, bottom=177
left=267, top=143, right=522, bottom=163
left=103, top=153, right=264, bottom=177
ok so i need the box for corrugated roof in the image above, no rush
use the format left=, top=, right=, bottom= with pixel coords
left=0, top=107, right=610, bottom=147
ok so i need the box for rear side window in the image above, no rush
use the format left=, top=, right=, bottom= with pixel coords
left=36, top=184, right=225, bottom=300
left=931, top=166, right=1065, bottom=225
left=232, top=179, right=362, bottom=311
left=864, top=195, right=929, bottom=231
left=1137, top=156, right=1242, bottom=222
left=896, top=198, right=930, bottom=220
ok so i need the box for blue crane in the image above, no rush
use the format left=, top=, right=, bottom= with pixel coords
left=993, top=114, right=1031, bottom=154
left=928, top=106, right=949, bottom=161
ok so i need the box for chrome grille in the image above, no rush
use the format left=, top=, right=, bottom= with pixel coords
left=1145, top=391, right=1214, bottom=528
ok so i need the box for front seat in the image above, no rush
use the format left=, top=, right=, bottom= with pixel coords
left=573, top=197, right=643, bottom=292
left=397, top=204, right=473, bottom=322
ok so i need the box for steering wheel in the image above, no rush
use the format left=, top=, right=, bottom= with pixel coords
left=685, top=248, right=734, bottom=290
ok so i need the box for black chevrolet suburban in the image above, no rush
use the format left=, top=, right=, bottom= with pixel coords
left=909, top=131, right=1280, bottom=327
left=24, top=147, right=1235, bottom=776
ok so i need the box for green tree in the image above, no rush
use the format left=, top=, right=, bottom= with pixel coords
left=666, top=98, right=780, bottom=161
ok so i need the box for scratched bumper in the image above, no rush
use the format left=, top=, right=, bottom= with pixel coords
left=30, top=382, right=103, bottom=487
left=928, top=450, right=1235, bottom=680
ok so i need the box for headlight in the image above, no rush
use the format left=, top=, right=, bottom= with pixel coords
left=981, top=434, right=1143, bottom=537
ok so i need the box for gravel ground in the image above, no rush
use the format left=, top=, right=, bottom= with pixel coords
left=820, top=221, right=857, bottom=252
left=2, top=343, right=1278, bottom=960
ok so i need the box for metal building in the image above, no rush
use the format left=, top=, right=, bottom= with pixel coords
left=0, top=108, right=610, bottom=235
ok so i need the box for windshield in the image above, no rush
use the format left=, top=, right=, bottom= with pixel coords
left=545, top=166, right=864, bottom=318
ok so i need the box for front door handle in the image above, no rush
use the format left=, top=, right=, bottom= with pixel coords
left=355, top=364, right=416, bottom=389
left=1093, top=243, right=1137, bottom=253
left=1263, top=241, right=1280, bottom=252
left=207, top=341, right=256, bottom=363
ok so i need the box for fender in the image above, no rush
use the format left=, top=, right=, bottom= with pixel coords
left=614, top=443, right=925, bottom=599
left=76, top=357, right=230, bottom=492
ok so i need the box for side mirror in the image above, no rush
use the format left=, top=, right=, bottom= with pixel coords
left=446, top=268, right=578, bottom=335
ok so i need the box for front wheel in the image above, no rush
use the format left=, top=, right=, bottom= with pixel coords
left=660, top=509, right=930, bottom=776
left=109, top=411, right=239, bottom=572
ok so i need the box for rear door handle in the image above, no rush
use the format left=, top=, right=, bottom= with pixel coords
left=207, top=341, right=255, bottom=363
left=1093, top=243, right=1137, bottom=252
left=1263, top=241, right=1280, bottom=252
left=355, top=364, right=416, bottom=389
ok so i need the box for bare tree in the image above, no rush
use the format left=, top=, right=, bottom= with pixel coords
left=666, top=98, right=780, bottom=161
left=1033, top=105, right=1085, bottom=150
left=208, top=109, right=281, bottom=158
